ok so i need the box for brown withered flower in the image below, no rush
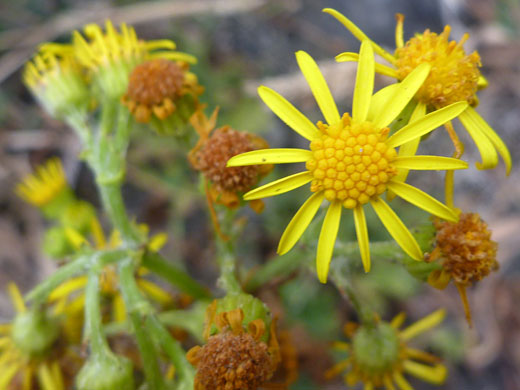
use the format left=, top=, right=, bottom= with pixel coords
left=121, top=58, right=203, bottom=133
left=426, top=212, right=498, bottom=324
left=187, top=307, right=281, bottom=390
left=189, top=108, right=273, bottom=213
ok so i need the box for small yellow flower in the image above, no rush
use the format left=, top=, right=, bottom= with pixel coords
left=16, top=158, right=69, bottom=208
left=326, top=310, right=447, bottom=390
left=50, top=219, right=172, bottom=323
left=0, top=284, right=68, bottom=390
left=324, top=8, right=511, bottom=180
left=71, top=20, right=197, bottom=99
left=23, top=44, right=89, bottom=118
left=228, top=43, right=468, bottom=282
left=426, top=211, right=498, bottom=325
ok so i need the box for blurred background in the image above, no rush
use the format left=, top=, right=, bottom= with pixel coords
left=0, top=0, right=519, bottom=389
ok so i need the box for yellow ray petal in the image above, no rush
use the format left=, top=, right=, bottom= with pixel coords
left=386, top=101, right=468, bottom=148
left=258, top=86, right=320, bottom=140
left=37, top=363, right=57, bottom=390
left=7, top=283, right=25, bottom=313
left=477, top=75, right=488, bottom=89
left=323, top=8, right=396, bottom=64
left=227, top=148, right=312, bottom=167
left=393, top=371, right=413, bottom=390
left=387, top=181, right=458, bottom=222
left=50, top=361, right=64, bottom=390
left=403, top=361, right=447, bottom=385
left=400, top=309, right=445, bottom=340
left=366, top=84, right=400, bottom=122
left=243, top=171, right=313, bottom=201
left=459, top=107, right=511, bottom=174
left=395, top=14, right=405, bottom=49
left=352, top=41, right=375, bottom=123
left=48, top=276, right=87, bottom=301
left=353, top=205, right=371, bottom=272
left=387, top=102, right=426, bottom=201
left=335, top=52, right=398, bottom=78
left=370, top=197, right=422, bottom=260
left=278, top=192, right=325, bottom=255
left=393, top=156, right=468, bottom=170
left=295, top=51, right=340, bottom=125
left=316, top=202, right=342, bottom=283
left=373, top=63, right=431, bottom=128
left=0, top=362, right=20, bottom=388
left=391, top=312, right=406, bottom=329
left=137, top=279, right=171, bottom=305
left=113, top=294, right=126, bottom=323
left=149, top=233, right=168, bottom=252
left=383, top=375, right=396, bottom=390
left=148, top=51, right=197, bottom=64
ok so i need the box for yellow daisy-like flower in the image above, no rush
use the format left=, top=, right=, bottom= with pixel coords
left=326, top=309, right=447, bottom=390
left=50, top=219, right=172, bottom=323
left=228, top=42, right=468, bottom=282
left=15, top=158, right=69, bottom=207
left=23, top=44, right=89, bottom=118
left=71, top=20, right=197, bottom=99
left=324, top=8, right=511, bottom=190
left=0, top=284, right=67, bottom=390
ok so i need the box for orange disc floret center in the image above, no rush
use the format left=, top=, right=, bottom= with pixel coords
left=123, top=58, right=185, bottom=122
left=394, top=26, right=481, bottom=108
left=306, top=114, right=397, bottom=209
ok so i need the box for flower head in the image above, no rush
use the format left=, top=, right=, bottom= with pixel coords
left=23, top=44, right=90, bottom=118
left=191, top=108, right=272, bottom=212
left=228, top=43, right=468, bottom=282
left=326, top=310, right=447, bottom=390
left=16, top=158, right=71, bottom=209
left=325, top=8, right=511, bottom=175
left=187, top=305, right=280, bottom=390
left=394, top=25, right=481, bottom=108
left=426, top=211, right=498, bottom=324
left=0, top=283, right=75, bottom=390
left=121, top=58, right=203, bottom=129
left=72, top=20, right=196, bottom=100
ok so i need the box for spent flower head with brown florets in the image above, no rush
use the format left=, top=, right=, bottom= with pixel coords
left=121, top=58, right=203, bottom=135
left=187, top=298, right=281, bottom=390
left=426, top=212, right=498, bottom=324
left=190, top=108, right=273, bottom=212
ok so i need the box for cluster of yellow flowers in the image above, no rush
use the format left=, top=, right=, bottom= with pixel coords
left=10, top=7, right=509, bottom=390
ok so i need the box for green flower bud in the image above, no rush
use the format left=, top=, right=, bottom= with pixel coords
left=211, top=293, right=272, bottom=342
left=42, top=226, right=74, bottom=258
left=12, top=309, right=59, bottom=357
left=352, top=322, right=400, bottom=375
left=76, top=353, right=134, bottom=390
left=60, top=200, right=97, bottom=233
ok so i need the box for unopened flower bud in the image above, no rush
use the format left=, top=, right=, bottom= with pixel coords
left=76, top=353, right=134, bottom=390
left=12, top=309, right=59, bottom=357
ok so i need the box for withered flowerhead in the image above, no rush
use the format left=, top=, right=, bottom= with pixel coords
left=187, top=308, right=280, bottom=390
left=122, top=58, right=203, bottom=134
left=190, top=108, right=272, bottom=211
left=427, top=212, right=498, bottom=324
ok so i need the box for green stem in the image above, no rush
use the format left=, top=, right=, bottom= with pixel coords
left=216, top=240, right=241, bottom=294
left=85, top=271, right=110, bottom=357
left=26, top=254, right=90, bottom=304
left=119, top=258, right=165, bottom=390
left=142, top=252, right=210, bottom=299
left=147, top=316, right=195, bottom=387
left=98, top=182, right=140, bottom=244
